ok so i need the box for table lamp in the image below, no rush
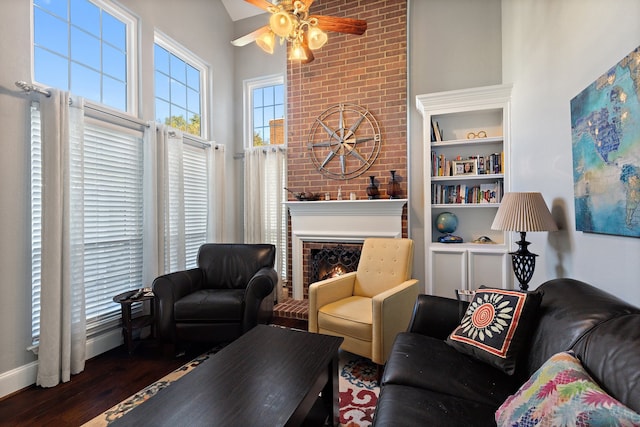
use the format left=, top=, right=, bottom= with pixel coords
left=491, top=192, right=558, bottom=291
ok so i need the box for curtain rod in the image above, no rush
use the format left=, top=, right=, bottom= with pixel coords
left=15, top=81, right=51, bottom=97
left=17, top=80, right=150, bottom=129
left=17, top=80, right=220, bottom=147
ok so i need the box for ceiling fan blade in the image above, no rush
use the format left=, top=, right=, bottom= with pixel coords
left=312, top=15, right=367, bottom=35
left=231, top=25, right=270, bottom=47
left=244, top=0, right=273, bottom=12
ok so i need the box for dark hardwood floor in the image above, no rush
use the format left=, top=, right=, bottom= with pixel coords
left=0, top=318, right=307, bottom=427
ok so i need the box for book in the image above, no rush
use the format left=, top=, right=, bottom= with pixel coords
left=432, top=119, right=442, bottom=142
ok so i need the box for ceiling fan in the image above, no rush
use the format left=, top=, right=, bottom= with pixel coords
left=231, top=0, right=367, bottom=63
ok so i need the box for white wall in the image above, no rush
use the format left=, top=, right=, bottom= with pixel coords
left=502, top=0, right=640, bottom=304
left=0, top=0, right=47, bottom=394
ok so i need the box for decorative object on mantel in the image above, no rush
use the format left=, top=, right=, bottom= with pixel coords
left=491, top=192, right=558, bottom=290
left=435, top=211, right=463, bottom=243
left=231, top=0, right=367, bottom=63
left=308, top=103, right=382, bottom=180
left=570, top=44, right=640, bottom=238
left=284, top=187, right=321, bottom=201
left=366, top=176, right=380, bottom=199
left=388, top=170, right=401, bottom=199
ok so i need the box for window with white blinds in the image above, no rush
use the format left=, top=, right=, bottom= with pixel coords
left=82, top=119, right=143, bottom=331
left=30, top=104, right=43, bottom=340
left=183, top=142, right=208, bottom=268
left=30, top=103, right=144, bottom=343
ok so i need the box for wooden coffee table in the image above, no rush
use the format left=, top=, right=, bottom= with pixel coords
left=111, top=325, right=344, bottom=426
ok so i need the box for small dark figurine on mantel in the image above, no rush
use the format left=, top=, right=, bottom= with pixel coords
left=366, top=176, right=380, bottom=199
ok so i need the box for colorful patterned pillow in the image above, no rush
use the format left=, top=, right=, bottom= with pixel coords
left=496, top=351, right=640, bottom=426
left=446, top=287, right=541, bottom=375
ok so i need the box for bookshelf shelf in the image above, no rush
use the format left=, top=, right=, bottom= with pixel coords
left=416, top=84, right=513, bottom=297
left=431, top=173, right=504, bottom=182
left=432, top=203, right=501, bottom=209
left=431, top=136, right=503, bottom=148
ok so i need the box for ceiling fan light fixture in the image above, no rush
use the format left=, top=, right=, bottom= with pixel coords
left=306, top=26, right=327, bottom=50
left=270, top=11, right=295, bottom=38
left=233, top=0, right=368, bottom=64
left=290, top=41, right=308, bottom=61
left=256, top=30, right=275, bottom=54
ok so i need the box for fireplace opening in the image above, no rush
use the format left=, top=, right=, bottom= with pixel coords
left=309, top=244, right=362, bottom=284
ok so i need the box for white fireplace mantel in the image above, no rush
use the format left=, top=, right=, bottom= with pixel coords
left=285, top=199, right=407, bottom=299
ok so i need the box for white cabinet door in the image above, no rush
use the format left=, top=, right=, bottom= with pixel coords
left=430, top=246, right=511, bottom=298
left=429, top=247, right=467, bottom=298
left=468, top=250, right=511, bottom=290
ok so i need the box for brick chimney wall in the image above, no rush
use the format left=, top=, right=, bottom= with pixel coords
left=284, top=0, right=408, bottom=294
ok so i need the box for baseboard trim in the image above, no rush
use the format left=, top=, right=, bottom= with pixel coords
left=0, top=329, right=122, bottom=400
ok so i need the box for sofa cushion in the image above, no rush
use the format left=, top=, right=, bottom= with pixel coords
left=372, top=384, right=497, bottom=427
left=446, top=287, right=541, bottom=375
left=383, top=332, right=521, bottom=408
left=524, top=278, right=640, bottom=378
left=174, top=289, right=244, bottom=322
left=496, top=351, right=640, bottom=426
left=318, top=295, right=372, bottom=342
left=572, top=314, right=640, bottom=413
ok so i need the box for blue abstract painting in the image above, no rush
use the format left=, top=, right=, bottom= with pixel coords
left=570, top=45, right=640, bottom=238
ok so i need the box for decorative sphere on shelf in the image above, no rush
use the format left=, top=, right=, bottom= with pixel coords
left=435, top=212, right=458, bottom=233
left=435, top=212, right=463, bottom=243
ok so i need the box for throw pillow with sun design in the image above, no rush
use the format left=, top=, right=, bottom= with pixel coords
left=446, top=287, right=542, bottom=375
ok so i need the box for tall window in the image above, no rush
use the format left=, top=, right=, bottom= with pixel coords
left=154, top=33, right=206, bottom=138
left=29, top=1, right=215, bottom=345
left=32, top=0, right=136, bottom=112
left=244, top=75, right=287, bottom=280
left=31, top=0, right=143, bottom=343
left=249, top=78, right=285, bottom=147
left=30, top=104, right=145, bottom=342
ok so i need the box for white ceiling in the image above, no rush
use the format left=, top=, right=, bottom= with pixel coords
left=221, top=0, right=268, bottom=22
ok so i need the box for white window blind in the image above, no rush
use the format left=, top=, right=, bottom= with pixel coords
left=30, top=104, right=144, bottom=343
left=183, top=142, right=208, bottom=268
left=30, top=103, right=43, bottom=340
left=83, top=120, right=144, bottom=330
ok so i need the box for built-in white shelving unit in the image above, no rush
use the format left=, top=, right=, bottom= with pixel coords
left=416, top=84, right=514, bottom=298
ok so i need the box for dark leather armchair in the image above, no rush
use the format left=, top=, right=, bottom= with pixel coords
left=153, top=243, right=278, bottom=350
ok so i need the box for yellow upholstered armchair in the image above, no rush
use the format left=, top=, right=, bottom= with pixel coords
left=308, top=238, right=419, bottom=365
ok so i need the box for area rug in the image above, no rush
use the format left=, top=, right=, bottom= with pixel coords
left=338, top=351, right=379, bottom=426
left=83, top=348, right=379, bottom=427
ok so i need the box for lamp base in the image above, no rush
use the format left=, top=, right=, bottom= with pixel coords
left=510, top=231, right=537, bottom=291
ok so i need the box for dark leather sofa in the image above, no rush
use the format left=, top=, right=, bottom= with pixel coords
left=153, top=243, right=278, bottom=351
left=373, top=278, right=640, bottom=426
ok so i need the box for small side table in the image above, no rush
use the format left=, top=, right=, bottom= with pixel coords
left=113, top=290, right=155, bottom=354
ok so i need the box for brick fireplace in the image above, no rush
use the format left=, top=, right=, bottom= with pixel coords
left=301, top=241, right=363, bottom=299
left=285, top=0, right=409, bottom=209
left=285, top=199, right=407, bottom=300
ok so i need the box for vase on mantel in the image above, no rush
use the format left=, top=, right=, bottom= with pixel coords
left=366, top=176, right=380, bottom=199
left=388, top=170, right=401, bottom=199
